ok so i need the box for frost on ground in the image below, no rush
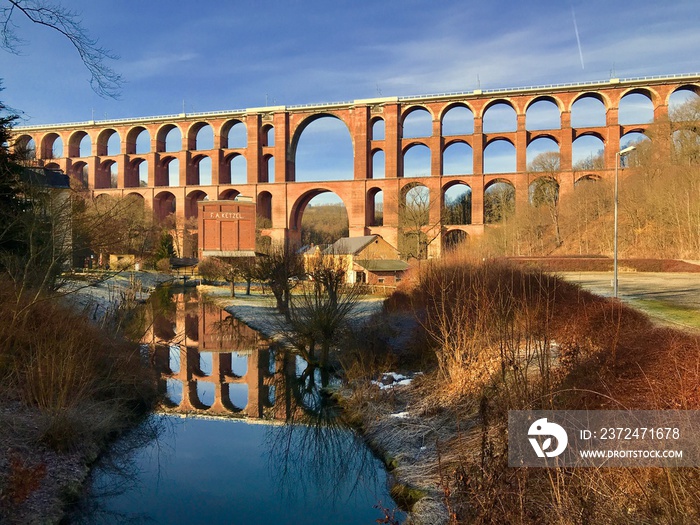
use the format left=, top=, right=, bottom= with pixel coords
left=197, top=284, right=385, bottom=341
left=0, top=271, right=174, bottom=525
left=62, top=271, right=174, bottom=321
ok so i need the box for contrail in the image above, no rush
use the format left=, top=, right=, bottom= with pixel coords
left=571, top=4, right=585, bottom=69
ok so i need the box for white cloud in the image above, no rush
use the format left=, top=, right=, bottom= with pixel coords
left=121, top=52, right=200, bottom=79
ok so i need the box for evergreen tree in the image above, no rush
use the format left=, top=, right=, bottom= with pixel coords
left=155, top=231, right=176, bottom=260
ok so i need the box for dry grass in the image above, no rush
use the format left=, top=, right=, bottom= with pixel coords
left=344, top=256, right=700, bottom=524
left=0, top=278, right=157, bottom=519
left=503, top=256, right=700, bottom=273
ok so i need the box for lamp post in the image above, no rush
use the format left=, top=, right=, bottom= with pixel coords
left=614, top=145, right=636, bottom=298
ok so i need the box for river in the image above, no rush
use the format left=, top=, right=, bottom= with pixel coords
left=68, top=286, right=403, bottom=524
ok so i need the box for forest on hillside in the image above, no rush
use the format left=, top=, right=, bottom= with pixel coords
left=478, top=97, right=700, bottom=259
left=300, top=203, right=350, bottom=246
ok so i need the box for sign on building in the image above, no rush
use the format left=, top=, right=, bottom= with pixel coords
left=198, top=199, right=257, bottom=259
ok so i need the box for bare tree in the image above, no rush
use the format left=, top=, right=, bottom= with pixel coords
left=619, top=98, right=700, bottom=258
left=256, top=242, right=304, bottom=320
left=443, top=190, right=472, bottom=226
left=398, top=184, right=442, bottom=260
left=484, top=181, right=515, bottom=224
left=285, top=253, right=363, bottom=368
left=528, top=151, right=563, bottom=247
left=0, top=0, right=122, bottom=97
left=198, top=256, right=257, bottom=297
left=73, top=192, right=156, bottom=262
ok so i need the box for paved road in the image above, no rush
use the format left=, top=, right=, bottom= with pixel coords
left=558, top=271, right=700, bottom=330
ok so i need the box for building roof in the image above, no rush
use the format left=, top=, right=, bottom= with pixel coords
left=324, top=235, right=378, bottom=255
left=298, top=244, right=330, bottom=255
left=21, top=167, right=70, bottom=189
left=355, top=259, right=409, bottom=272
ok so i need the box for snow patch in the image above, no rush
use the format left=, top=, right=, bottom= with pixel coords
left=371, top=371, right=421, bottom=390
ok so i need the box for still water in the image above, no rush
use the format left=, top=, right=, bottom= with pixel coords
left=71, top=288, right=403, bottom=524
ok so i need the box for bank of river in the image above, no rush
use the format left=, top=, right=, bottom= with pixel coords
left=0, top=276, right=429, bottom=524
left=0, top=271, right=174, bottom=525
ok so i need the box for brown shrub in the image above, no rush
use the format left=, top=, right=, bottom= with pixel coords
left=378, top=259, right=700, bottom=523
left=0, top=280, right=157, bottom=453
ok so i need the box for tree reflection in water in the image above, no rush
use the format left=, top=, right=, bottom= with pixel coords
left=264, top=346, right=388, bottom=506
left=68, top=415, right=171, bottom=524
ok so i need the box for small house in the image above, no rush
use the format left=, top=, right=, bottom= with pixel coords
left=324, top=235, right=408, bottom=285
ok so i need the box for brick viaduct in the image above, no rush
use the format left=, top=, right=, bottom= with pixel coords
left=145, top=292, right=314, bottom=421
left=12, top=74, right=700, bottom=257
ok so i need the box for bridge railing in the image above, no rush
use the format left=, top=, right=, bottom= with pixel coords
left=15, top=72, right=700, bottom=131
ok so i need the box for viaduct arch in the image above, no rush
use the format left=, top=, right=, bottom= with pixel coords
left=12, top=74, right=700, bottom=257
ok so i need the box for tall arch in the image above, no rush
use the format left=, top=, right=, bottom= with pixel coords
left=97, top=129, right=120, bottom=156
left=403, top=143, right=431, bottom=178
left=291, top=114, right=354, bottom=182
left=126, top=158, right=147, bottom=187
left=222, top=120, right=247, bottom=148
left=68, top=130, right=91, bottom=157
left=71, top=162, right=89, bottom=188
left=367, top=187, right=384, bottom=226
left=261, top=155, right=275, bottom=183
left=126, top=126, right=150, bottom=154
left=399, top=182, right=430, bottom=260
left=443, top=182, right=472, bottom=225
left=371, top=149, right=385, bottom=179
left=484, top=179, right=515, bottom=223
left=441, top=104, right=474, bottom=136
left=443, top=141, right=473, bottom=175
left=401, top=107, right=433, bottom=138
left=262, top=125, right=275, bottom=147
left=443, top=229, right=469, bottom=251
left=41, top=133, right=63, bottom=159
left=371, top=118, right=385, bottom=140
left=157, top=124, right=183, bottom=153
left=619, top=90, right=654, bottom=125
left=572, top=133, right=605, bottom=170
left=525, top=98, right=561, bottom=130
left=527, top=136, right=560, bottom=167
left=669, top=86, right=700, bottom=116
left=96, top=160, right=118, bottom=189
left=225, top=153, right=247, bottom=184
left=484, top=138, right=516, bottom=173
left=482, top=100, right=517, bottom=133
left=13, top=134, right=35, bottom=159
left=186, top=190, right=208, bottom=219
left=289, top=189, right=348, bottom=234
left=191, top=155, right=212, bottom=185
left=154, top=191, right=177, bottom=222
left=190, top=122, right=214, bottom=150
left=158, top=157, right=180, bottom=187
left=257, top=191, right=273, bottom=228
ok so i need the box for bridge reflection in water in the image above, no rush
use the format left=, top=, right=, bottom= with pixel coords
left=140, top=288, right=337, bottom=424
left=69, top=287, right=403, bottom=525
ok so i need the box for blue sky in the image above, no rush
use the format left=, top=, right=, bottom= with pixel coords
left=1, top=0, right=699, bottom=125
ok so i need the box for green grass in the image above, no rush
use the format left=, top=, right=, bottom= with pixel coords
left=629, top=298, right=700, bottom=331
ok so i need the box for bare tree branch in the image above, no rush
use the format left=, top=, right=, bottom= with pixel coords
left=0, top=0, right=122, bottom=98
